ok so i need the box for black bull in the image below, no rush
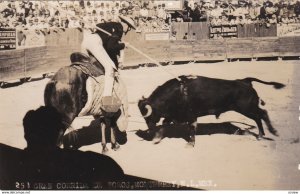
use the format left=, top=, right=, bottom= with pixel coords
left=138, top=75, right=285, bottom=146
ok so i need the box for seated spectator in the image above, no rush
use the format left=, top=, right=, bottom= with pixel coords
left=111, top=8, right=120, bottom=22
left=281, top=15, right=289, bottom=24
left=140, top=5, right=149, bottom=19
left=268, top=14, right=277, bottom=24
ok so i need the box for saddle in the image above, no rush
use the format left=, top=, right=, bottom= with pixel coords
left=71, top=52, right=122, bottom=114
left=70, top=52, right=105, bottom=77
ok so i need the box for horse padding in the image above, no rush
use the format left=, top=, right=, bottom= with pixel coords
left=79, top=76, right=128, bottom=132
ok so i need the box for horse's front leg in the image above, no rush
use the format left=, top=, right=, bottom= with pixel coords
left=101, top=121, right=109, bottom=153
left=111, top=126, right=120, bottom=151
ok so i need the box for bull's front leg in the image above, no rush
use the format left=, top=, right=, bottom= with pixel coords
left=186, top=120, right=197, bottom=148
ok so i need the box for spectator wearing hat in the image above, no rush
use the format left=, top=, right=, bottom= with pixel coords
left=39, top=18, right=49, bottom=29
left=127, top=9, right=134, bottom=19
left=140, top=5, right=149, bottom=19
left=97, top=3, right=105, bottom=16
left=86, top=1, right=93, bottom=14
left=182, top=1, right=193, bottom=22
left=149, top=5, right=158, bottom=18
left=249, top=3, right=259, bottom=20
left=295, top=1, right=300, bottom=17
left=259, top=3, right=267, bottom=19
left=114, top=2, right=120, bottom=13
left=157, top=3, right=167, bottom=20
left=104, top=3, right=111, bottom=13
left=111, top=8, right=120, bottom=22
left=268, top=14, right=277, bottom=24
left=148, top=0, right=155, bottom=10
left=132, top=5, right=141, bottom=20
left=119, top=8, right=128, bottom=17
left=68, top=16, right=81, bottom=28
left=288, top=14, right=296, bottom=23
left=191, top=2, right=201, bottom=22
left=67, top=6, right=76, bottom=17
left=98, top=11, right=105, bottom=22
left=281, top=14, right=289, bottom=24
left=127, top=1, right=134, bottom=11
left=105, top=10, right=113, bottom=22
left=25, top=17, right=34, bottom=28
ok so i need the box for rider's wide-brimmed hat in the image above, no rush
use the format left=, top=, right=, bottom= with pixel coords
left=118, top=15, right=136, bottom=30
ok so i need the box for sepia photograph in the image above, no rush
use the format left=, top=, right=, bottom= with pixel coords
left=0, top=0, right=300, bottom=191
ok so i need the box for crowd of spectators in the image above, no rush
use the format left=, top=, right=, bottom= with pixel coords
left=178, top=0, right=300, bottom=27
left=1, top=0, right=300, bottom=33
left=0, top=0, right=170, bottom=32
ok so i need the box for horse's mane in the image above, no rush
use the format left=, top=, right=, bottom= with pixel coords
left=96, top=22, right=124, bottom=41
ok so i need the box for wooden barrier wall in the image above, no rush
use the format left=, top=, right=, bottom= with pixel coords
left=171, top=22, right=277, bottom=39
left=0, top=29, right=82, bottom=82
left=237, top=23, right=277, bottom=38
left=1, top=29, right=300, bottom=83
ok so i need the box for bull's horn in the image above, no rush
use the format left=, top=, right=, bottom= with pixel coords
left=143, top=105, right=152, bottom=118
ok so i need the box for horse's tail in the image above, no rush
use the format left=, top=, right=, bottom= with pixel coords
left=44, top=80, right=56, bottom=107
left=44, top=79, right=76, bottom=129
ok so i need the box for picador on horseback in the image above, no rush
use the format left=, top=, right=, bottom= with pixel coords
left=44, top=16, right=136, bottom=153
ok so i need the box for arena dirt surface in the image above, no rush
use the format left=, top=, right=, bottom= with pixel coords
left=0, top=60, right=300, bottom=190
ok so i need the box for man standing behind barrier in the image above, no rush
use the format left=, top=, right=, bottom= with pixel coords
left=81, top=16, right=135, bottom=113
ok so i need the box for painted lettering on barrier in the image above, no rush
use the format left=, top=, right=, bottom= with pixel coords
left=0, top=28, right=16, bottom=50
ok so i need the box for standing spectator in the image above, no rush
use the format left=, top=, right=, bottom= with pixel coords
left=259, top=3, right=267, bottom=19
left=191, top=2, right=201, bottom=22
left=182, top=0, right=192, bottom=22
left=157, top=4, right=167, bottom=20
left=295, top=1, right=300, bottom=17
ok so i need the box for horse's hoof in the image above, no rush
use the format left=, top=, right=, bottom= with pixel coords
left=102, top=146, right=109, bottom=154
left=112, top=143, right=120, bottom=151
left=257, top=136, right=263, bottom=141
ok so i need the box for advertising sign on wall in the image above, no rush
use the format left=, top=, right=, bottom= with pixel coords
left=0, top=28, right=16, bottom=50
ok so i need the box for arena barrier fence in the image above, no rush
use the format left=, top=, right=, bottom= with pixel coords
left=171, top=22, right=277, bottom=40
left=1, top=28, right=300, bottom=83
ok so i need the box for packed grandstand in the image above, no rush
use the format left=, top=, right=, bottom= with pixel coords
left=0, top=0, right=300, bottom=32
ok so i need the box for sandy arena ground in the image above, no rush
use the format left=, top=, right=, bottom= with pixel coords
left=0, top=60, right=300, bottom=190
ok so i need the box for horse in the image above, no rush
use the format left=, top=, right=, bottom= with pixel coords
left=44, top=22, right=128, bottom=153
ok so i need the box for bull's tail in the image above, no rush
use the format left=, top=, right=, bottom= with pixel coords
left=260, top=99, right=266, bottom=106
left=241, top=77, right=285, bottom=89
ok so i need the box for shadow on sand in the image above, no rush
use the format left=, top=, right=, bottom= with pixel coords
left=62, top=120, right=274, bottom=150
left=0, top=143, right=197, bottom=190
left=135, top=122, right=275, bottom=142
